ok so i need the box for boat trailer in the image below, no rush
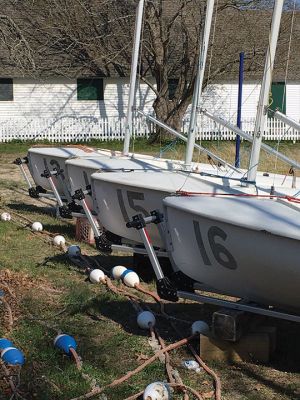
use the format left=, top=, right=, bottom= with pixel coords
left=126, top=211, right=300, bottom=324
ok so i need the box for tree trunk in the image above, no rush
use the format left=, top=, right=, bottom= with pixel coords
left=149, top=96, right=190, bottom=143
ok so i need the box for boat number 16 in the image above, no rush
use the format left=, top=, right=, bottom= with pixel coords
left=193, top=221, right=237, bottom=270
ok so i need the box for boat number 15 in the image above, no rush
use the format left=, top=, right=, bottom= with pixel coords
left=117, top=189, right=149, bottom=222
left=193, top=221, right=237, bottom=270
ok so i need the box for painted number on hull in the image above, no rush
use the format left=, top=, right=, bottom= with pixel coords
left=193, top=221, right=237, bottom=270
left=117, top=189, right=149, bottom=222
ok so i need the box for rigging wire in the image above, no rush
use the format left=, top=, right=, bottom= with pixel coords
left=207, top=5, right=296, bottom=177
left=271, top=0, right=297, bottom=185
left=206, top=0, right=219, bottom=86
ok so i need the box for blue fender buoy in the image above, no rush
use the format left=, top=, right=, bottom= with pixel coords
left=121, top=270, right=140, bottom=287
left=120, top=269, right=133, bottom=280
left=0, top=338, right=13, bottom=351
left=54, top=334, right=77, bottom=356
left=1, top=347, right=25, bottom=366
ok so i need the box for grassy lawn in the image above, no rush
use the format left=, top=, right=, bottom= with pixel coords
left=2, top=138, right=300, bottom=174
left=0, top=140, right=299, bottom=399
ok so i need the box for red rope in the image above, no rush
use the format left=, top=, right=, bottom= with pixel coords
left=176, top=191, right=300, bottom=203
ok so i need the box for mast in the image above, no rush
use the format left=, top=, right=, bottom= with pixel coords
left=184, top=0, right=215, bottom=169
left=247, top=0, right=284, bottom=182
left=123, top=0, right=145, bottom=156
left=235, top=52, right=244, bottom=168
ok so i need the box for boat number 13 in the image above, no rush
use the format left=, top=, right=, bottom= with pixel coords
left=193, top=221, right=237, bottom=270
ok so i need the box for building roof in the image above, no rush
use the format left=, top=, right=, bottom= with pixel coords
left=0, top=1, right=299, bottom=82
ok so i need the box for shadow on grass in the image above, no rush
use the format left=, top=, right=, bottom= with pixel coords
left=234, top=359, right=299, bottom=398
left=270, top=319, right=300, bottom=373
left=7, top=201, right=56, bottom=217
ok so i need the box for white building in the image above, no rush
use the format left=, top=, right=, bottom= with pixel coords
left=0, top=5, right=299, bottom=142
left=0, top=76, right=299, bottom=142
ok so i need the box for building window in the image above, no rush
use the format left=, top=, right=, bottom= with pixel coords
left=268, top=82, right=286, bottom=117
left=0, top=78, right=13, bottom=101
left=77, top=78, right=104, bottom=101
left=168, top=79, right=179, bottom=100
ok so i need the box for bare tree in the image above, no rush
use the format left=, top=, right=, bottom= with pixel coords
left=1, top=0, right=299, bottom=141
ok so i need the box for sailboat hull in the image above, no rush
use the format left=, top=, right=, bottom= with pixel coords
left=27, top=147, right=100, bottom=194
left=164, top=196, right=300, bottom=311
left=91, top=170, right=236, bottom=248
left=66, top=156, right=174, bottom=212
left=91, top=176, right=170, bottom=246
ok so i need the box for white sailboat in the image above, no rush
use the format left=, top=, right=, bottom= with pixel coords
left=91, top=0, right=299, bottom=246
left=16, top=0, right=229, bottom=216
left=163, top=193, right=300, bottom=312
left=16, top=0, right=151, bottom=203
left=91, top=1, right=300, bottom=317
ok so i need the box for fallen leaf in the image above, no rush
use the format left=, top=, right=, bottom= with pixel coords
left=203, top=391, right=214, bottom=399
left=137, top=354, right=149, bottom=361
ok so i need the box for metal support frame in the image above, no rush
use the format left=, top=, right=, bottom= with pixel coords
left=273, top=110, right=300, bottom=132
left=202, top=109, right=300, bottom=172
left=178, top=291, right=300, bottom=323
left=138, top=110, right=240, bottom=173
left=41, top=168, right=72, bottom=218
left=126, top=213, right=300, bottom=323
left=126, top=212, right=178, bottom=301
left=72, top=188, right=113, bottom=253
left=248, top=0, right=284, bottom=181
left=13, top=157, right=33, bottom=189
left=185, top=0, right=215, bottom=168
left=123, top=0, right=145, bottom=155
left=72, top=188, right=101, bottom=238
left=111, top=244, right=168, bottom=258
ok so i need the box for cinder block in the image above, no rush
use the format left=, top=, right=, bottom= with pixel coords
left=200, top=331, right=272, bottom=363
left=212, top=308, right=247, bottom=342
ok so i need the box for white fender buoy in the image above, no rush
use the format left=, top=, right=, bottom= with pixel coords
left=137, top=311, right=156, bottom=330
left=53, top=235, right=66, bottom=246
left=31, top=222, right=43, bottom=232
left=89, top=269, right=105, bottom=284
left=111, top=265, right=127, bottom=280
left=191, top=320, right=210, bottom=336
left=143, top=382, right=171, bottom=400
left=122, top=270, right=140, bottom=288
left=1, top=212, right=11, bottom=221
left=67, top=245, right=81, bottom=257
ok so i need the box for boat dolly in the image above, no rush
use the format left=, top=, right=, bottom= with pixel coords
left=127, top=212, right=300, bottom=324
left=13, top=157, right=48, bottom=199
left=40, top=167, right=77, bottom=218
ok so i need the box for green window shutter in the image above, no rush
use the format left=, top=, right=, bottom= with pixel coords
left=168, top=79, right=179, bottom=100
left=77, top=78, right=104, bottom=101
left=0, top=78, right=13, bottom=101
left=268, top=82, right=286, bottom=117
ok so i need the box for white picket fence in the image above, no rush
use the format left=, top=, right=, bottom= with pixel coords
left=0, top=114, right=299, bottom=142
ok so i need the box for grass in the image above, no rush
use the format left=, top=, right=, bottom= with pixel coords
left=0, top=140, right=299, bottom=399
left=1, top=137, right=300, bottom=174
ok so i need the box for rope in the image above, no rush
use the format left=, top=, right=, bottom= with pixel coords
left=69, top=348, right=82, bottom=371
left=133, top=284, right=220, bottom=399
left=68, top=335, right=197, bottom=400
left=175, top=190, right=300, bottom=203
left=156, top=138, right=179, bottom=158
